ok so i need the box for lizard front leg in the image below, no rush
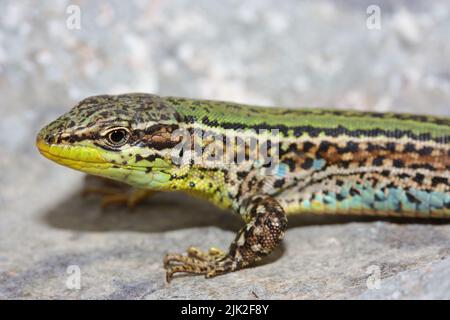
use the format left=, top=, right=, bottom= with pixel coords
left=164, top=194, right=288, bottom=281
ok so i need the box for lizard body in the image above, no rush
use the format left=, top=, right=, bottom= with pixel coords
left=36, top=93, right=450, bottom=280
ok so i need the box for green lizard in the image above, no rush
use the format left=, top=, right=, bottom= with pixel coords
left=36, top=93, right=450, bottom=281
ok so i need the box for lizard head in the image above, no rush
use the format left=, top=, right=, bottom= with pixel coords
left=36, top=93, right=185, bottom=189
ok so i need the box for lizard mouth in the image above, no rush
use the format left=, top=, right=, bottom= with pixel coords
left=36, top=136, right=159, bottom=172
left=36, top=135, right=172, bottom=188
left=36, top=136, right=111, bottom=170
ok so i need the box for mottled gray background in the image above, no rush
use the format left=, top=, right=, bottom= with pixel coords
left=0, top=0, right=449, bottom=299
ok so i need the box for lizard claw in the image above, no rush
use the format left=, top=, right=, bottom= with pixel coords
left=163, top=246, right=234, bottom=282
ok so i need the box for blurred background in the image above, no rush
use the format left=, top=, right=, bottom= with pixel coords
left=0, top=0, right=449, bottom=299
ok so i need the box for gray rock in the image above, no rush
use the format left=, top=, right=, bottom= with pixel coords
left=0, top=0, right=449, bottom=299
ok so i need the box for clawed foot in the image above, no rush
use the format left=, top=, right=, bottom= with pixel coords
left=164, top=246, right=236, bottom=282
left=81, top=175, right=156, bottom=209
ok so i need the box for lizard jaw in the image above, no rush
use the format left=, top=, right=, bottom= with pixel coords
left=36, top=135, right=114, bottom=177
left=36, top=136, right=172, bottom=189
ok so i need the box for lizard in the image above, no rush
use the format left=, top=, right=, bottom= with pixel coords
left=36, top=93, right=450, bottom=282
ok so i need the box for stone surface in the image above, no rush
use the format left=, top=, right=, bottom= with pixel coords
left=0, top=0, right=449, bottom=299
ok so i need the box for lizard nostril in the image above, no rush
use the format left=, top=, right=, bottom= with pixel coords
left=37, top=129, right=51, bottom=144
left=43, top=132, right=59, bottom=144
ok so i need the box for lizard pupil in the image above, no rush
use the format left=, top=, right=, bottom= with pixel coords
left=108, top=129, right=128, bottom=145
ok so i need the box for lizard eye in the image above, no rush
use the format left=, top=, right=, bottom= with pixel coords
left=105, top=128, right=130, bottom=147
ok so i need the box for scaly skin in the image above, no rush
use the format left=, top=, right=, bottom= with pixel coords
left=36, top=93, right=450, bottom=281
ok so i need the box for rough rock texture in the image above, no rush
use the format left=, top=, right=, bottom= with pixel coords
left=0, top=1, right=449, bottom=299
